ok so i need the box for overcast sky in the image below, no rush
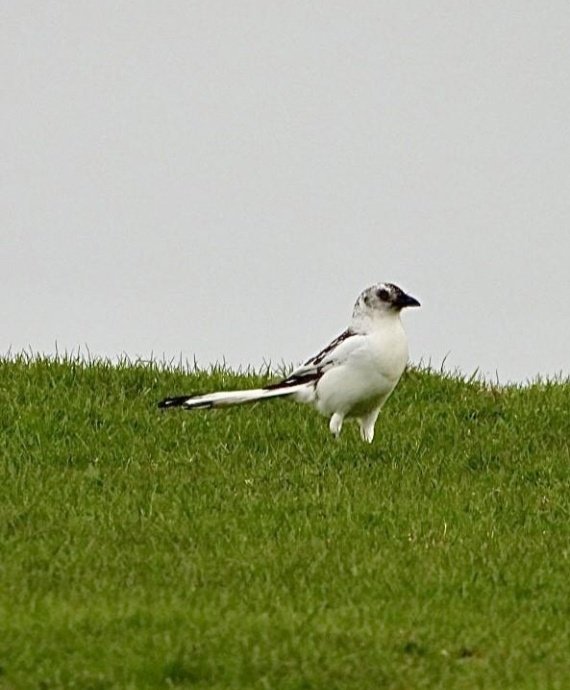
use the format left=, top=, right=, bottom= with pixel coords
left=2, top=1, right=569, bottom=383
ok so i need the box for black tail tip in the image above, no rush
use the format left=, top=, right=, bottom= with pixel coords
left=158, top=395, right=190, bottom=409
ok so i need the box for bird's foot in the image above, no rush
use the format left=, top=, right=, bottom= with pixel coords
left=329, top=413, right=344, bottom=439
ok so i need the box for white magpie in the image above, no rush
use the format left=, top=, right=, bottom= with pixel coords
left=159, top=283, right=420, bottom=442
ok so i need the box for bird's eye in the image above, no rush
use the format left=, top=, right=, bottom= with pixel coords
left=377, top=288, right=390, bottom=301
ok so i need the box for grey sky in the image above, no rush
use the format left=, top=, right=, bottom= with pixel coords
left=2, top=2, right=569, bottom=383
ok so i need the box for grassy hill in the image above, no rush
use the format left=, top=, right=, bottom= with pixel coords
left=1, top=356, right=569, bottom=689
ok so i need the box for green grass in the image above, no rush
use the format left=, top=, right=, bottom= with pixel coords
left=1, top=355, right=569, bottom=689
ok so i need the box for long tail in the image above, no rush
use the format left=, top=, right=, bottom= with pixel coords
left=158, top=383, right=308, bottom=411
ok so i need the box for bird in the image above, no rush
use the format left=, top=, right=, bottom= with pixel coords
left=158, top=282, right=420, bottom=443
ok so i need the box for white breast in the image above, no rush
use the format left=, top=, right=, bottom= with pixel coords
left=314, top=317, right=409, bottom=418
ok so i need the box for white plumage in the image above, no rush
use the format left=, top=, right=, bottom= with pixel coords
left=159, top=282, right=420, bottom=443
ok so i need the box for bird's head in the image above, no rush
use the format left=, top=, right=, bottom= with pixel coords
left=353, top=283, right=421, bottom=323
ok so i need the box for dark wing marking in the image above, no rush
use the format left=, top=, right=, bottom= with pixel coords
left=264, top=328, right=355, bottom=390
left=263, top=370, right=322, bottom=390
left=303, top=328, right=354, bottom=366
left=158, top=394, right=214, bottom=409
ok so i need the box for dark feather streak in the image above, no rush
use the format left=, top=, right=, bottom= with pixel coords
left=157, top=394, right=209, bottom=409
left=304, top=328, right=355, bottom=366
left=263, top=371, right=321, bottom=390
left=264, top=328, right=355, bottom=391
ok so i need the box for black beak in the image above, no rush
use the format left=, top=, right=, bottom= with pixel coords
left=395, top=292, right=421, bottom=309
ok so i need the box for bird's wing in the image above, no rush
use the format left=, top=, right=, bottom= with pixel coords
left=265, top=329, right=367, bottom=389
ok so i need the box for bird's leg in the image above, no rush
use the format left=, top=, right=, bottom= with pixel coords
left=358, top=408, right=380, bottom=444
left=329, top=412, right=344, bottom=439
